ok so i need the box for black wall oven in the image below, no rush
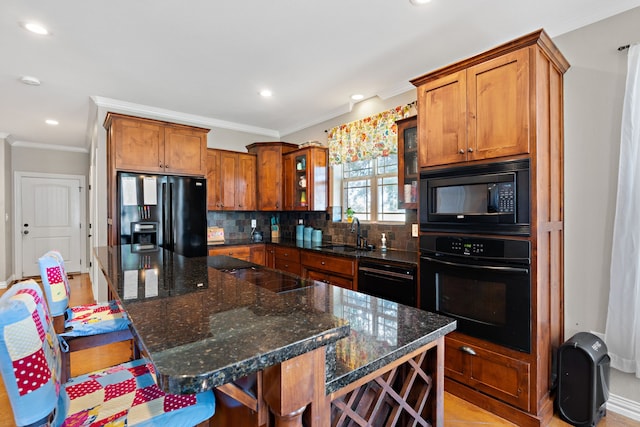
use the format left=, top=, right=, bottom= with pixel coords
left=420, top=234, right=531, bottom=353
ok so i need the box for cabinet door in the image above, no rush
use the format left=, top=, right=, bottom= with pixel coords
left=250, top=245, right=265, bottom=265
left=113, top=117, right=164, bottom=172
left=237, top=153, right=256, bottom=211
left=220, top=151, right=238, bottom=210
left=255, top=145, right=283, bottom=210
left=206, top=149, right=221, bottom=210
left=446, top=336, right=530, bottom=411
left=208, top=246, right=251, bottom=261
left=283, top=152, right=296, bottom=210
left=397, top=117, right=418, bottom=209
left=164, top=126, right=207, bottom=176
left=418, top=70, right=468, bottom=167
left=467, top=48, right=530, bottom=161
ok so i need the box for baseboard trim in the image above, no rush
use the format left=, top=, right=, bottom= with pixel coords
left=0, top=281, right=6, bottom=289
left=608, top=393, right=640, bottom=421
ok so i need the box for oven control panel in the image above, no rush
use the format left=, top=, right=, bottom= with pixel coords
left=421, top=235, right=530, bottom=261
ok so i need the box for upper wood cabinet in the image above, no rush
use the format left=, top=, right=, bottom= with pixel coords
left=246, top=142, right=299, bottom=211
left=105, top=113, right=208, bottom=176
left=415, top=48, right=530, bottom=167
left=206, top=149, right=256, bottom=211
left=283, top=146, right=328, bottom=211
left=396, top=116, right=418, bottom=209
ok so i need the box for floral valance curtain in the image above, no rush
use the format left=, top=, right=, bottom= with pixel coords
left=327, top=105, right=411, bottom=165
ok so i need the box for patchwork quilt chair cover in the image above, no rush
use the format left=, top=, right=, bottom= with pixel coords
left=38, top=250, right=130, bottom=337
left=0, top=280, right=215, bottom=427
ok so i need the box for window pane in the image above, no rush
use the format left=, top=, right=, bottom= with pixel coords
left=345, top=179, right=371, bottom=220
left=344, top=159, right=373, bottom=178
left=378, top=176, right=404, bottom=221
left=377, top=155, right=398, bottom=174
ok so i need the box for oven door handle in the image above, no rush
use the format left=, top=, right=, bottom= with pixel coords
left=421, top=255, right=529, bottom=274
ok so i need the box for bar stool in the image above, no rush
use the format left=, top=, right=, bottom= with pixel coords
left=38, top=250, right=136, bottom=382
left=0, top=280, right=215, bottom=427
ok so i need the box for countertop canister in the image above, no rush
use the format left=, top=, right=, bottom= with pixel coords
left=303, top=226, right=313, bottom=241
left=296, top=224, right=305, bottom=240
left=312, top=229, right=322, bottom=243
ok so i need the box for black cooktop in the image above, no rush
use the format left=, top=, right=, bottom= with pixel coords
left=208, top=255, right=313, bottom=294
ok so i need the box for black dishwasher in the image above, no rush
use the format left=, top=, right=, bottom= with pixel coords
left=357, top=259, right=417, bottom=307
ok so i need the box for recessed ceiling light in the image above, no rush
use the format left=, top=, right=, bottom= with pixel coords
left=351, top=94, right=364, bottom=101
left=20, top=76, right=41, bottom=86
left=259, top=89, right=273, bottom=97
left=409, top=0, right=431, bottom=5
left=45, top=119, right=59, bottom=126
left=22, top=21, right=49, bottom=35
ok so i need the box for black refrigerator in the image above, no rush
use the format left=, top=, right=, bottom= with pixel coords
left=118, top=172, right=207, bottom=257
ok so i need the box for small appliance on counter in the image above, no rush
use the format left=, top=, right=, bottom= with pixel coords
left=251, top=230, right=263, bottom=242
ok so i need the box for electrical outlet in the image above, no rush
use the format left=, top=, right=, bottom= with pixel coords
left=251, top=219, right=257, bottom=228
left=411, top=223, right=419, bottom=237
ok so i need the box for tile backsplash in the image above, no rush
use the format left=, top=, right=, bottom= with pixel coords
left=207, top=209, right=418, bottom=252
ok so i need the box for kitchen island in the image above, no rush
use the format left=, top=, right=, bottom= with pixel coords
left=95, top=245, right=455, bottom=427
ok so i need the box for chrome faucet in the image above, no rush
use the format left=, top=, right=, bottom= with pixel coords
left=350, top=217, right=364, bottom=248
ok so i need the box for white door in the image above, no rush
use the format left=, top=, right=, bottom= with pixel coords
left=16, top=174, right=85, bottom=278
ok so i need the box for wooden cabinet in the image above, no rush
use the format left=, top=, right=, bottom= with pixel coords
left=396, top=116, right=418, bottom=209
left=300, top=252, right=355, bottom=290
left=208, top=245, right=251, bottom=261
left=283, top=146, right=328, bottom=211
left=273, top=246, right=301, bottom=276
left=411, top=30, right=569, bottom=426
left=445, top=334, right=530, bottom=411
left=206, top=149, right=256, bottom=211
left=265, top=244, right=277, bottom=268
left=105, top=113, right=208, bottom=175
left=208, top=244, right=265, bottom=265
left=104, top=113, right=209, bottom=245
left=415, top=48, right=530, bottom=167
left=246, top=142, right=299, bottom=211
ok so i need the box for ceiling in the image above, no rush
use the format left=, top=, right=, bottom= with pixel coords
left=2, top=0, right=640, bottom=152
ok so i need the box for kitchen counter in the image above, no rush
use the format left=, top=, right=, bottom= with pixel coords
left=210, top=237, right=420, bottom=266
left=95, top=245, right=455, bottom=426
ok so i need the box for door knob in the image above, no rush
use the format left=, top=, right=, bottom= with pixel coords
left=23, top=230, right=29, bottom=235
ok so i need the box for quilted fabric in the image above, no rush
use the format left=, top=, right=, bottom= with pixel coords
left=38, top=250, right=130, bottom=337
left=0, top=280, right=62, bottom=426
left=59, top=358, right=214, bottom=427
left=38, top=251, right=72, bottom=317
left=0, top=281, right=215, bottom=427
left=62, top=300, right=130, bottom=338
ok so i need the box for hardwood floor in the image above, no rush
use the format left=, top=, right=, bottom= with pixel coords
left=0, top=274, right=638, bottom=426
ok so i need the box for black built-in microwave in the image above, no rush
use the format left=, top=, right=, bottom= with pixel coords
left=420, top=159, right=530, bottom=236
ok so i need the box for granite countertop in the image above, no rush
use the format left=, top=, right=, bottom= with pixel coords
left=95, top=245, right=455, bottom=396
left=210, top=237, right=420, bottom=266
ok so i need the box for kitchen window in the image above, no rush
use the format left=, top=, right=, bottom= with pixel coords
left=327, top=104, right=413, bottom=223
left=339, top=156, right=405, bottom=222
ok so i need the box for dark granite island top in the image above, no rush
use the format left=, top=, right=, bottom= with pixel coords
left=95, top=245, right=455, bottom=427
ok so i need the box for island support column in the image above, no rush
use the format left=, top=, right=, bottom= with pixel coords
left=263, top=347, right=329, bottom=427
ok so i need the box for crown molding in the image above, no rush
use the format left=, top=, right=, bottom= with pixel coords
left=9, top=138, right=89, bottom=153
left=0, top=132, right=9, bottom=139
left=91, top=96, right=281, bottom=138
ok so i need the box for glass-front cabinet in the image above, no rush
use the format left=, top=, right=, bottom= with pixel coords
left=284, top=146, right=328, bottom=211
left=397, top=116, right=418, bottom=209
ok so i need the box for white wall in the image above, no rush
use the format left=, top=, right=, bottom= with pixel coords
left=555, top=6, right=640, bottom=408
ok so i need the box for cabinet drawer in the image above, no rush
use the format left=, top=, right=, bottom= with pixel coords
left=445, top=336, right=530, bottom=411
left=208, top=246, right=251, bottom=261
left=306, top=270, right=353, bottom=290
left=274, top=259, right=301, bottom=276
left=301, top=252, right=355, bottom=277
left=274, top=246, right=301, bottom=263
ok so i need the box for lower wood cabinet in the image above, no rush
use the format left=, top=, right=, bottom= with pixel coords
left=445, top=333, right=530, bottom=411
left=300, top=252, right=356, bottom=290
left=273, top=246, right=301, bottom=276
left=208, top=244, right=265, bottom=265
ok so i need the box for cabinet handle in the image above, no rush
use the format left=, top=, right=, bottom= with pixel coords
left=458, top=149, right=465, bottom=154
left=460, top=346, right=477, bottom=356
left=159, top=162, right=163, bottom=167
left=467, top=148, right=474, bottom=153
left=321, top=261, right=325, bottom=265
